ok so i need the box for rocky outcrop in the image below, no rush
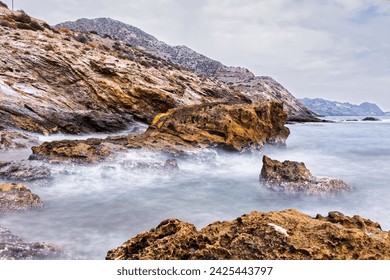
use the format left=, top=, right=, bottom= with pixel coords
left=0, top=183, right=43, bottom=213
left=106, top=209, right=390, bottom=260
left=0, top=226, right=70, bottom=260
left=30, top=102, right=290, bottom=163
left=0, top=7, right=248, bottom=138
left=0, top=161, right=51, bottom=180
left=151, top=102, right=290, bottom=151
left=260, top=156, right=351, bottom=195
left=57, top=18, right=319, bottom=121
left=0, top=129, right=39, bottom=150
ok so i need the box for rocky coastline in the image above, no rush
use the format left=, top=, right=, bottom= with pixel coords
left=1, top=5, right=388, bottom=260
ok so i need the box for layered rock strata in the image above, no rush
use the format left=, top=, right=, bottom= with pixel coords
left=106, top=209, right=390, bottom=260
left=0, top=182, right=43, bottom=213
left=30, top=102, right=290, bottom=163
left=0, top=7, right=248, bottom=137
left=260, top=156, right=351, bottom=195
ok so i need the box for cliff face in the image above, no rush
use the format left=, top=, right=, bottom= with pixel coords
left=0, top=7, right=248, bottom=136
left=56, top=18, right=318, bottom=121
left=106, top=209, right=390, bottom=260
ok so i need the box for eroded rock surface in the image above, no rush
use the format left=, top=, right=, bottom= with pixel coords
left=0, top=183, right=43, bottom=213
left=0, top=129, right=39, bottom=150
left=106, top=209, right=390, bottom=260
left=30, top=102, right=290, bottom=163
left=260, top=156, right=351, bottom=195
left=0, top=226, right=70, bottom=260
left=0, top=160, right=51, bottom=180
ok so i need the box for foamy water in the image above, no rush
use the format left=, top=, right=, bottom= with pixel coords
left=1, top=118, right=389, bottom=259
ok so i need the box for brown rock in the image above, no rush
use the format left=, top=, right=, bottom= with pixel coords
left=0, top=182, right=43, bottom=213
left=260, top=156, right=351, bottom=195
left=106, top=209, right=390, bottom=260
left=151, top=101, right=290, bottom=151
left=30, top=102, right=290, bottom=163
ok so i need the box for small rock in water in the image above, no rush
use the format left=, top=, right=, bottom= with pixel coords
left=0, top=227, right=70, bottom=260
left=0, top=160, right=51, bottom=181
left=362, top=117, right=381, bottom=121
left=259, top=155, right=351, bottom=195
left=0, top=183, right=43, bottom=213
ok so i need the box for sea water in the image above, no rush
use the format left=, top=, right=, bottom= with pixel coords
left=0, top=117, right=389, bottom=259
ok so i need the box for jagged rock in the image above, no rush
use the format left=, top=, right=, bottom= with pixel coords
left=0, top=161, right=51, bottom=180
left=30, top=102, right=290, bottom=163
left=106, top=209, right=390, bottom=260
left=260, top=156, right=351, bottom=195
left=151, top=102, right=290, bottom=151
left=0, top=226, right=70, bottom=260
left=0, top=129, right=39, bottom=150
left=0, top=183, right=43, bottom=213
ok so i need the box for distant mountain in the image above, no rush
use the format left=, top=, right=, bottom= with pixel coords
left=56, top=18, right=318, bottom=121
left=299, top=98, right=385, bottom=116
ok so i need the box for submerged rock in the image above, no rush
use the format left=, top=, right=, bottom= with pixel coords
left=0, top=226, right=70, bottom=260
left=106, top=209, right=390, bottom=260
left=362, top=117, right=381, bottom=121
left=259, top=156, right=351, bottom=195
left=0, top=183, right=43, bottom=213
left=30, top=102, right=290, bottom=163
left=0, top=130, right=39, bottom=150
left=0, top=161, right=51, bottom=180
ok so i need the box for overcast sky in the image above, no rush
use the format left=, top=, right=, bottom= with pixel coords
left=7, top=0, right=390, bottom=110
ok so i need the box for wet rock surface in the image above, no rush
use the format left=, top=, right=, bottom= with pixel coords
left=31, top=102, right=290, bottom=163
left=106, top=209, right=390, bottom=260
left=0, top=183, right=43, bottom=213
left=0, top=129, right=39, bottom=150
left=260, top=156, right=351, bottom=195
left=0, top=160, right=51, bottom=180
left=0, top=226, right=70, bottom=260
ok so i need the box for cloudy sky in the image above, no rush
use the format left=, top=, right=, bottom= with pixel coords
left=7, top=0, right=390, bottom=110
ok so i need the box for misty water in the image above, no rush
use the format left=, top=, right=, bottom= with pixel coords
left=1, top=117, right=390, bottom=259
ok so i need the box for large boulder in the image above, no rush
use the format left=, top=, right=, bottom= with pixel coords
left=260, top=156, right=351, bottom=195
left=30, top=102, right=290, bottom=163
left=0, top=226, right=70, bottom=260
left=106, top=209, right=390, bottom=260
left=0, top=183, right=43, bottom=213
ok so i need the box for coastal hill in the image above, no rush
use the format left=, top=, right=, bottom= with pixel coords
left=299, top=97, right=388, bottom=116
left=56, top=18, right=318, bottom=121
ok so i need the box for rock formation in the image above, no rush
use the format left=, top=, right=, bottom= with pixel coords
left=0, top=161, right=51, bottom=180
left=106, top=209, right=390, bottom=260
left=30, top=102, right=290, bottom=163
left=0, top=129, right=39, bottom=150
left=56, top=18, right=319, bottom=121
left=260, top=156, right=351, bottom=195
left=0, top=226, right=70, bottom=260
left=0, top=182, right=43, bottom=213
left=0, top=7, right=249, bottom=139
